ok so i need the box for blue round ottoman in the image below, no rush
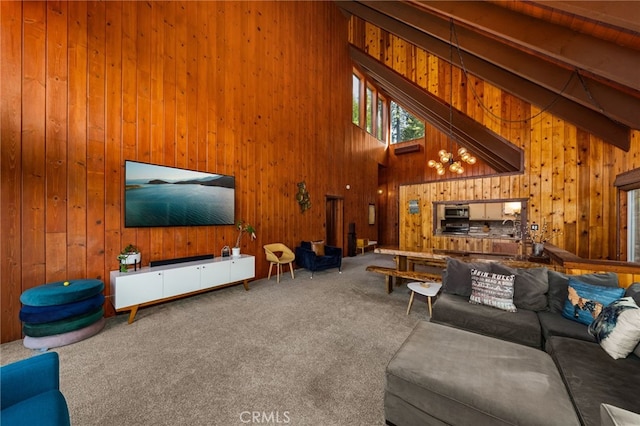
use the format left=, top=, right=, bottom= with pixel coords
left=20, top=293, right=105, bottom=324
left=20, top=279, right=104, bottom=307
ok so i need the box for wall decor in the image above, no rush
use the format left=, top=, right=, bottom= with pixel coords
left=296, top=181, right=311, bottom=213
left=368, top=204, right=376, bottom=225
left=409, top=200, right=419, bottom=214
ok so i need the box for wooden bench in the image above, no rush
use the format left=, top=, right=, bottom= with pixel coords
left=365, top=265, right=442, bottom=294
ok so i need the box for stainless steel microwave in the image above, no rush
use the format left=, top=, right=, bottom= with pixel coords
left=444, top=205, right=469, bottom=218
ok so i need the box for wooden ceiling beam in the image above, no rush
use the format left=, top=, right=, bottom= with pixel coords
left=357, top=0, right=639, bottom=133
left=339, top=1, right=631, bottom=151
left=415, top=1, right=640, bottom=92
left=349, top=46, right=523, bottom=174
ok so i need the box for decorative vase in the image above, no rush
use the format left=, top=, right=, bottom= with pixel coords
left=232, top=247, right=241, bottom=257
left=532, top=243, right=544, bottom=257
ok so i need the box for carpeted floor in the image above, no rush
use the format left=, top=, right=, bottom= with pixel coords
left=1, top=253, right=437, bottom=426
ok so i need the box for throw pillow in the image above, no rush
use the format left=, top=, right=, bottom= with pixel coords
left=441, top=257, right=493, bottom=297
left=492, top=264, right=549, bottom=311
left=311, top=240, right=325, bottom=257
left=547, top=271, right=619, bottom=313
left=588, top=297, right=640, bottom=359
left=469, top=268, right=517, bottom=312
left=562, top=278, right=625, bottom=326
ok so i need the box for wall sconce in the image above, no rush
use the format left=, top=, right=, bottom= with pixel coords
left=377, top=189, right=383, bottom=195
left=345, top=184, right=351, bottom=190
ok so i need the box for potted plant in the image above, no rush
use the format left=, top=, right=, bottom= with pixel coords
left=117, top=243, right=141, bottom=272
left=234, top=220, right=256, bottom=256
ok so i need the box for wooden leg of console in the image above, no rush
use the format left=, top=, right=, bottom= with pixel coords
left=243, top=279, right=250, bottom=291
left=127, top=305, right=139, bottom=324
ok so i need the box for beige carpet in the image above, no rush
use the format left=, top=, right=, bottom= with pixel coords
left=1, top=253, right=435, bottom=426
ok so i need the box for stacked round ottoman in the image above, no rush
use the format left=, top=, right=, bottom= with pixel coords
left=20, top=279, right=106, bottom=350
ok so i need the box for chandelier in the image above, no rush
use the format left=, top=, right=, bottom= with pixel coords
left=428, top=147, right=476, bottom=175
left=428, top=19, right=476, bottom=176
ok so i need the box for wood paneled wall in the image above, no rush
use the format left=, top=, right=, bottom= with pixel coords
left=350, top=18, right=640, bottom=260
left=0, top=1, right=384, bottom=343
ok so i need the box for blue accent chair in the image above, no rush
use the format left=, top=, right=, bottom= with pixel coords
left=295, top=241, right=342, bottom=278
left=1, top=352, right=70, bottom=426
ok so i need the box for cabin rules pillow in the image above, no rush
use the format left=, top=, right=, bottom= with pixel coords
left=469, top=269, right=517, bottom=312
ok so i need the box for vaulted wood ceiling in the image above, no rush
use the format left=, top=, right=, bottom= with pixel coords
left=339, top=0, right=640, bottom=152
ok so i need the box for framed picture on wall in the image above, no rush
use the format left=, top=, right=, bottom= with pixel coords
left=368, top=204, right=375, bottom=225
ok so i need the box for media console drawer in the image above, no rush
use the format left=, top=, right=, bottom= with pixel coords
left=110, top=255, right=255, bottom=323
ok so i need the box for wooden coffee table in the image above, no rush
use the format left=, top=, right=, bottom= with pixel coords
left=406, top=281, right=442, bottom=316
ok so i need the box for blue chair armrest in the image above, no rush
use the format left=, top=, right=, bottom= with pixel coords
left=1, top=352, right=60, bottom=410
left=295, top=246, right=318, bottom=269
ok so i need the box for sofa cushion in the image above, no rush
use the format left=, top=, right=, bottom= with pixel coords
left=385, top=321, right=579, bottom=426
left=492, top=264, right=549, bottom=311
left=469, top=269, right=517, bottom=312
left=625, top=283, right=640, bottom=305
left=588, top=297, right=640, bottom=359
left=441, top=257, right=492, bottom=297
left=545, top=336, right=640, bottom=426
left=562, top=279, right=624, bottom=326
left=431, top=293, right=542, bottom=348
left=547, top=270, right=618, bottom=314
left=538, top=311, right=596, bottom=343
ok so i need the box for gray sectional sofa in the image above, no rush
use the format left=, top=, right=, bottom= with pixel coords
left=384, top=257, right=640, bottom=426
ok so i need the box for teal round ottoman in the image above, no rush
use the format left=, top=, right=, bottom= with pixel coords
left=20, top=279, right=104, bottom=307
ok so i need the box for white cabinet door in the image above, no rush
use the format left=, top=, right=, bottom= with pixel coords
left=469, top=204, right=485, bottom=220
left=485, top=203, right=504, bottom=220
left=163, top=265, right=201, bottom=298
left=229, top=256, right=255, bottom=282
left=112, top=271, right=163, bottom=309
left=200, top=261, right=230, bottom=289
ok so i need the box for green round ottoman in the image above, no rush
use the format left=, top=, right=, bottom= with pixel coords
left=23, top=317, right=106, bottom=350
left=20, top=279, right=104, bottom=307
left=22, top=308, right=104, bottom=337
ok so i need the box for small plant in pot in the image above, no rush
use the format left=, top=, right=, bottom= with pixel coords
left=234, top=221, right=256, bottom=256
left=117, top=243, right=141, bottom=272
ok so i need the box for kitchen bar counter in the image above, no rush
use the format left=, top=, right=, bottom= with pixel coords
left=374, top=246, right=544, bottom=272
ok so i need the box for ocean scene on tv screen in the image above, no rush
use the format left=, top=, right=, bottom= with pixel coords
left=125, top=161, right=234, bottom=227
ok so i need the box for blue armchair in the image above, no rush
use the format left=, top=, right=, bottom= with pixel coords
left=295, top=241, right=342, bottom=278
left=1, top=352, right=70, bottom=426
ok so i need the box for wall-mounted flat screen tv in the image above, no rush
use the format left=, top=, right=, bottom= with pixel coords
left=124, top=160, right=235, bottom=227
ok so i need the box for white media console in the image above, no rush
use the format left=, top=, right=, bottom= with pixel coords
left=109, top=254, right=255, bottom=323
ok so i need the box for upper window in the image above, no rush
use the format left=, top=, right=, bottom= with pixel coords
left=365, top=86, right=374, bottom=134
left=352, top=73, right=361, bottom=126
left=390, top=101, right=425, bottom=144
left=377, top=95, right=386, bottom=142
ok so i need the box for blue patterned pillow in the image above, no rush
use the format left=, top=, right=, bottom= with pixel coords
left=562, top=278, right=625, bottom=326
left=588, top=297, right=640, bottom=359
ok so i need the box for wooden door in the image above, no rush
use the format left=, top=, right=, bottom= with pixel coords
left=325, top=196, right=344, bottom=249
